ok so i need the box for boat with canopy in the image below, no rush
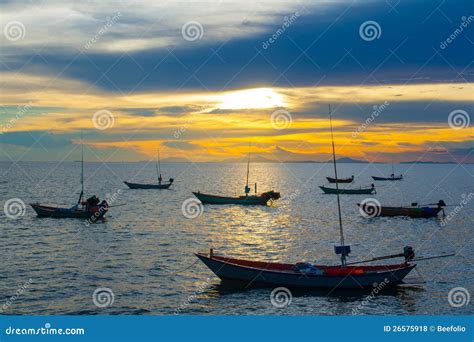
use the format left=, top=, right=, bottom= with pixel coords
left=30, top=133, right=109, bottom=220
left=192, top=147, right=280, bottom=205
left=124, top=150, right=174, bottom=189
left=196, top=106, right=429, bottom=289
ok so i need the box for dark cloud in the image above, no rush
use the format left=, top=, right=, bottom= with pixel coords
left=162, top=141, right=200, bottom=150
left=157, top=105, right=203, bottom=116
left=2, top=0, right=472, bottom=92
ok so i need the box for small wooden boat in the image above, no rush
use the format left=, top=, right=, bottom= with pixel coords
left=124, top=150, right=174, bottom=189
left=196, top=250, right=415, bottom=289
left=358, top=200, right=446, bottom=218
left=30, top=134, right=109, bottom=221
left=192, top=146, right=280, bottom=206
left=320, top=184, right=375, bottom=195
left=326, top=176, right=354, bottom=183
left=192, top=190, right=280, bottom=205
left=372, top=164, right=403, bottom=181
left=197, top=106, right=419, bottom=290
left=124, top=179, right=173, bottom=189
left=31, top=196, right=108, bottom=219
left=372, top=175, right=403, bottom=181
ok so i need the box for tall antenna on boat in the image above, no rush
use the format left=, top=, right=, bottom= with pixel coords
left=329, top=105, right=347, bottom=265
left=78, top=130, right=84, bottom=205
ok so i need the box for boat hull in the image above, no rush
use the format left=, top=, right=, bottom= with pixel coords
left=192, top=192, right=271, bottom=205
left=326, top=177, right=353, bottom=184
left=319, top=186, right=375, bottom=195
left=196, top=254, right=415, bottom=289
left=30, top=203, right=108, bottom=220
left=124, top=181, right=172, bottom=189
left=372, top=176, right=403, bottom=181
left=358, top=204, right=442, bottom=218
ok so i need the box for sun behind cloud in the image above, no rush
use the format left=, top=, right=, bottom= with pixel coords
left=215, top=88, right=284, bottom=110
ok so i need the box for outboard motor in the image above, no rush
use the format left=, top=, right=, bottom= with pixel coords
left=437, top=200, right=446, bottom=207
left=403, top=246, right=415, bottom=262
left=169, top=178, right=174, bottom=184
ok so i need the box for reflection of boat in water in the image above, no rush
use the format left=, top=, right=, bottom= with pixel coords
left=192, top=146, right=280, bottom=206
left=196, top=106, right=417, bottom=290
left=30, top=133, right=109, bottom=221
left=358, top=200, right=446, bottom=218
left=124, top=149, right=174, bottom=189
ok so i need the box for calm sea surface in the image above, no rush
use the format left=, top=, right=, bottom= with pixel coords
left=1, top=161, right=473, bottom=315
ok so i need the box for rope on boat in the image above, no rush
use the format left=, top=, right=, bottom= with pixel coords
left=161, top=259, right=200, bottom=276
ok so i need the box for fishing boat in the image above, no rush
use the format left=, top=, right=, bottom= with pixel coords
left=320, top=184, right=375, bottom=195
left=124, top=150, right=174, bottom=189
left=358, top=200, right=446, bottom=218
left=326, top=176, right=354, bottom=183
left=372, top=164, right=403, bottom=181
left=30, top=133, right=109, bottom=221
left=195, top=249, right=416, bottom=289
left=196, top=105, right=422, bottom=289
left=192, top=147, right=280, bottom=205
left=192, top=190, right=280, bottom=205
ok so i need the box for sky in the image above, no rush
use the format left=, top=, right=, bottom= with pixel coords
left=0, top=0, right=473, bottom=163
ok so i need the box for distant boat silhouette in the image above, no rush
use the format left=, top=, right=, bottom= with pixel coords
left=124, top=149, right=174, bottom=189
left=192, top=145, right=280, bottom=205
left=372, top=163, right=403, bottom=181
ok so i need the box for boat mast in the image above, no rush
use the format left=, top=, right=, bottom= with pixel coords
left=245, top=143, right=250, bottom=195
left=156, top=149, right=162, bottom=183
left=78, top=131, right=84, bottom=205
left=329, top=105, right=347, bottom=265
